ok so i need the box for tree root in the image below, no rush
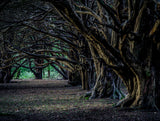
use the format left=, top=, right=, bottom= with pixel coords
left=115, top=95, right=160, bottom=111
left=115, top=95, right=135, bottom=108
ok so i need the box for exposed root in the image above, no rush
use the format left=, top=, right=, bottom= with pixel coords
left=115, top=95, right=135, bottom=108
left=115, top=95, right=160, bottom=112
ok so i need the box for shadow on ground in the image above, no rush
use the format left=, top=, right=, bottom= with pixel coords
left=0, top=80, right=159, bottom=121
left=0, top=108, right=160, bottom=121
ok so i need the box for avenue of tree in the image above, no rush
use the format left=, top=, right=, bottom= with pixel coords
left=0, top=0, right=160, bottom=110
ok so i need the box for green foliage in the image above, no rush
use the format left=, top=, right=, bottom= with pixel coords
left=19, top=71, right=34, bottom=79
left=80, top=92, right=91, bottom=100
left=43, top=65, right=62, bottom=80
left=13, top=65, right=63, bottom=80
left=120, top=96, right=125, bottom=100
left=84, top=97, right=89, bottom=100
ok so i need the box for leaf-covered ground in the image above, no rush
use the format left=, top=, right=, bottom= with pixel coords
left=0, top=80, right=159, bottom=121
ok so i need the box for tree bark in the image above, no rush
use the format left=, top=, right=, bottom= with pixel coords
left=90, top=60, right=124, bottom=99
left=34, top=59, right=43, bottom=79
left=88, top=43, right=124, bottom=99
left=114, top=64, right=158, bottom=110
left=68, top=70, right=81, bottom=86
left=80, top=66, right=89, bottom=90
left=0, top=68, right=12, bottom=83
left=154, top=68, right=160, bottom=109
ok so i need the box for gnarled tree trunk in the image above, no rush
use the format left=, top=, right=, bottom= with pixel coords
left=89, top=43, right=124, bottom=99
left=90, top=60, right=124, bottom=99
left=116, top=66, right=157, bottom=109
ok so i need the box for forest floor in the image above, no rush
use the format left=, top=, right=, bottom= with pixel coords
left=0, top=79, right=160, bottom=121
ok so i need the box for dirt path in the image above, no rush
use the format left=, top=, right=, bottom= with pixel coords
left=0, top=80, right=159, bottom=121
